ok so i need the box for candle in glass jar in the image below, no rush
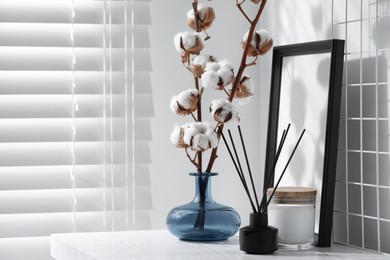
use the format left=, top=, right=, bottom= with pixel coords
left=267, top=187, right=317, bottom=250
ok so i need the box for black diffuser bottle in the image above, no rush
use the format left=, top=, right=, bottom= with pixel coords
left=239, top=212, right=278, bottom=254
left=221, top=125, right=305, bottom=254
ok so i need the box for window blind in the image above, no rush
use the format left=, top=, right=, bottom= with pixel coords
left=0, top=0, right=153, bottom=259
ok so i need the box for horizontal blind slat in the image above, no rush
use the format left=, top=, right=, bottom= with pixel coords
left=134, top=94, right=154, bottom=117
left=134, top=25, right=150, bottom=48
left=0, top=164, right=129, bottom=190
left=0, top=188, right=131, bottom=214
left=0, top=23, right=130, bottom=48
left=0, top=165, right=104, bottom=190
left=0, top=71, right=128, bottom=95
left=134, top=71, right=152, bottom=94
left=134, top=118, right=152, bottom=141
left=134, top=2, right=151, bottom=25
left=0, top=1, right=128, bottom=24
left=0, top=95, right=129, bottom=118
left=0, top=47, right=126, bottom=71
left=134, top=48, right=152, bottom=71
left=134, top=141, right=151, bottom=164
left=0, top=142, right=129, bottom=166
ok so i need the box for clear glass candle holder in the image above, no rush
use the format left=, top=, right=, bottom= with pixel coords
left=267, top=187, right=317, bottom=250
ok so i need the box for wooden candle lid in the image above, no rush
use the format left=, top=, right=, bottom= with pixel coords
left=267, top=186, right=317, bottom=197
left=267, top=187, right=317, bottom=204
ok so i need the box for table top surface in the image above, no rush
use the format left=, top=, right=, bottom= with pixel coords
left=51, top=230, right=389, bottom=260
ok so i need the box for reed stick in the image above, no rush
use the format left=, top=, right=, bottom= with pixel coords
left=221, top=132, right=257, bottom=213
left=259, top=123, right=290, bottom=211
left=261, top=129, right=306, bottom=213
left=237, top=125, right=260, bottom=212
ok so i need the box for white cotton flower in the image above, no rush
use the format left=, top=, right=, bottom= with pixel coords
left=191, top=134, right=210, bottom=151
left=204, top=62, right=220, bottom=72
left=218, top=59, right=234, bottom=70
left=181, top=122, right=218, bottom=151
left=218, top=68, right=234, bottom=86
left=190, top=54, right=217, bottom=78
left=170, top=125, right=185, bottom=148
left=231, top=75, right=254, bottom=103
left=174, top=32, right=204, bottom=56
left=187, top=4, right=215, bottom=31
left=182, top=123, right=199, bottom=145
left=201, top=70, right=220, bottom=89
left=170, top=89, right=198, bottom=115
left=241, top=29, right=273, bottom=57
left=201, top=60, right=235, bottom=89
left=210, top=99, right=239, bottom=123
left=192, top=54, right=216, bottom=68
left=207, top=130, right=219, bottom=148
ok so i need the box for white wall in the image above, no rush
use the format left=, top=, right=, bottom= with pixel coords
left=149, top=1, right=266, bottom=229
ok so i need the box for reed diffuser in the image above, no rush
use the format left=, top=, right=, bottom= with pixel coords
left=222, top=124, right=305, bottom=254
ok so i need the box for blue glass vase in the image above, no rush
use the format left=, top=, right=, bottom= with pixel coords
left=166, top=172, right=241, bottom=241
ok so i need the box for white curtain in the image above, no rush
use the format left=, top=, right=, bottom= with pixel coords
left=0, top=0, right=152, bottom=259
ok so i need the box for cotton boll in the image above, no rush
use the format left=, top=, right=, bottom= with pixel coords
left=210, top=99, right=238, bottom=123
left=257, top=29, right=271, bottom=44
left=201, top=70, right=219, bottom=89
left=202, top=60, right=234, bottom=88
left=179, top=122, right=217, bottom=151
left=170, top=89, right=199, bottom=116
left=191, top=54, right=217, bottom=78
left=230, top=75, right=255, bottom=105
left=204, top=62, right=220, bottom=72
left=241, top=29, right=273, bottom=57
left=218, top=59, right=234, bottom=71
left=174, top=32, right=204, bottom=56
left=242, top=76, right=254, bottom=93
left=237, top=76, right=254, bottom=97
left=207, top=130, right=219, bottom=148
left=241, top=31, right=253, bottom=47
left=187, top=4, right=215, bottom=31
left=178, top=89, right=198, bottom=109
left=170, top=126, right=185, bottom=148
left=233, top=95, right=252, bottom=106
left=192, top=54, right=216, bottom=67
left=218, top=68, right=234, bottom=86
left=182, top=124, right=199, bottom=146
left=191, top=134, right=210, bottom=151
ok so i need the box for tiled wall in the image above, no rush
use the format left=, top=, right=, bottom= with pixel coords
left=333, top=0, right=390, bottom=253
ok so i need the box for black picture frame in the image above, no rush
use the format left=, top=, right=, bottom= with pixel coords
left=263, top=39, right=345, bottom=247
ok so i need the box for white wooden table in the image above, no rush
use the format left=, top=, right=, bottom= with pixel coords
left=51, top=230, right=389, bottom=260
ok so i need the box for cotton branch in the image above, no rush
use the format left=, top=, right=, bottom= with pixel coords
left=229, top=0, right=267, bottom=102
left=192, top=0, right=203, bottom=172
left=236, top=0, right=251, bottom=24
left=205, top=0, right=268, bottom=173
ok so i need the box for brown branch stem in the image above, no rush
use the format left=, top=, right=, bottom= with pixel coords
left=190, top=112, right=197, bottom=122
left=186, top=148, right=199, bottom=169
left=236, top=1, right=252, bottom=24
left=192, top=0, right=203, bottom=173
left=205, top=0, right=268, bottom=173
left=229, top=0, right=267, bottom=102
left=246, top=55, right=258, bottom=67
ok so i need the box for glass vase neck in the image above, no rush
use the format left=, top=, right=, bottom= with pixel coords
left=190, top=172, right=217, bottom=203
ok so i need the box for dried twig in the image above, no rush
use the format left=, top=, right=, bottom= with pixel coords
left=205, top=0, right=268, bottom=173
